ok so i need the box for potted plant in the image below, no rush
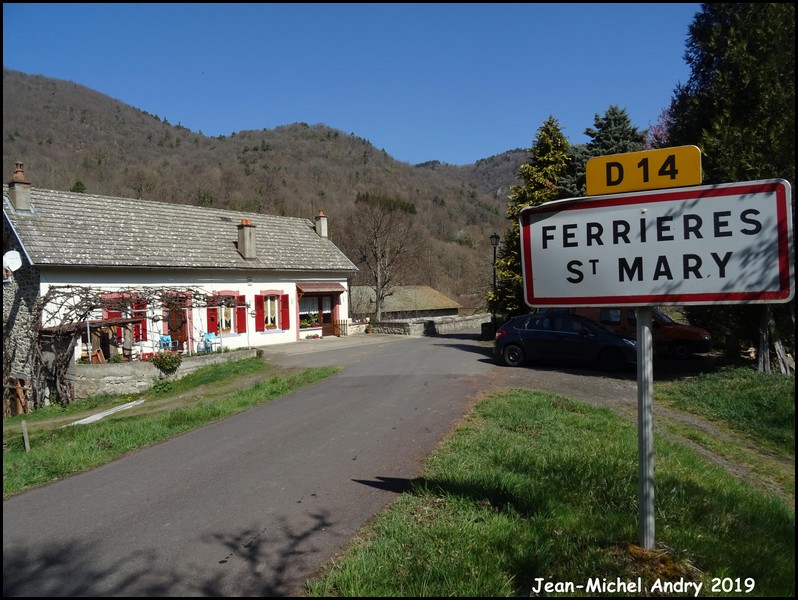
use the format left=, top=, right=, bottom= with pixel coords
left=365, top=324, right=374, bottom=334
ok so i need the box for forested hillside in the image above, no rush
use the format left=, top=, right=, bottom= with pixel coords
left=3, top=68, right=530, bottom=309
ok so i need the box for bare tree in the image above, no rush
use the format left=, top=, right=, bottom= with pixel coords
left=347, top=192, right=419, bottom=321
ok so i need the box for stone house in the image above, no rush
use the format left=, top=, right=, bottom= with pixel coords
left=3, top=163, right=357, bottom=409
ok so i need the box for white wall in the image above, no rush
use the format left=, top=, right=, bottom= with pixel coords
left=37, top=266, right=350, bottom=359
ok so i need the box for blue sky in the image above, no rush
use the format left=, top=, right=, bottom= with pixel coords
left=3, top=3, right=700, bottom=166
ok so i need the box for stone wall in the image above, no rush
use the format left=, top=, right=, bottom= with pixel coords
left=69, top=349, right=258, bottom=399
left=371, top=312, right=490, bottom=336
left=3, top=221, right=39, bottom=384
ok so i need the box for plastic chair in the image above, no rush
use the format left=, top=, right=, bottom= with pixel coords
left=202, top=332, right=218, bottom=352
left=159, top=335, right=178, bottom=352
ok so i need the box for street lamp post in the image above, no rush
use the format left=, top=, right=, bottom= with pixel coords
left=490, top=232, right=500, bottom=333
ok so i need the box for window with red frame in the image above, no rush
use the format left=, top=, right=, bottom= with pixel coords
left=253, top=293, right=289, bottom=331
left=207, top=294, right=247, bottom=335
left=101, top=293, right=148, bottom=343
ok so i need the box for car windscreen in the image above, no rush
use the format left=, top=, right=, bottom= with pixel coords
left=653, top=309, right=676, bottom=324
left=581, top=318, right=620, bottom=336
left=630, top=308, right=677, bottom=326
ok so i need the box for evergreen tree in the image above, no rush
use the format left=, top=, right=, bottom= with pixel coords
left=668, top=3, right=794, bottom=185
left=561, top=105, right=647, bottom=197
left=665, top=3, right=795, bottom=372
left=490, top=116, right=571, bottom=319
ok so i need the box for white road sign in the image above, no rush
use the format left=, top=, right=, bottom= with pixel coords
left=520, top=179, right=794, bottom=307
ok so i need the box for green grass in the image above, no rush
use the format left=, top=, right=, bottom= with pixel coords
left=4, top=355, right=271, bottom=427
left=655, top=366, right=794, bottom=454
left=3, top=357, right=339, bottom=497
left=306, top=367, right=794, bottom=597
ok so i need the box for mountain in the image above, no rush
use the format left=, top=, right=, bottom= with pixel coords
left=2, top=68, right=529, bottom=309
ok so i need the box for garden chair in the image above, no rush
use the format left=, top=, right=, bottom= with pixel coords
left=159, top=335, right=178, bottom=352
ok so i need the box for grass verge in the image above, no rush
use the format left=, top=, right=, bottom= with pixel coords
left=306, top=367, right=794, bottom=597
left=3, top=357, right=339, bottom=497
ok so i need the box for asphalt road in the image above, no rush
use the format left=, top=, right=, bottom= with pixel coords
left=3, top=332, right=506, bottom=596
left=3, top=334, right=524, bottom=597
left=6, top=330, right=716, bottom=597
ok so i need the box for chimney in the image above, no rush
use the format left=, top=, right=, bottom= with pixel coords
left=237, top=218, right=256, bottom=259
left=314, top=210, right=328, bottom=239
left=8, top=162, right=32, bottom=211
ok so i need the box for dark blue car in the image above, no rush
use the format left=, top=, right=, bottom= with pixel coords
left=493, top=313, right=637, bottom=372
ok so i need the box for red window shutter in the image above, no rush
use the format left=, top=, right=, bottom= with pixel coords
left=207, top=306, right=218, bottom=335
left=236, top=295, right=247, bottom=333
left=133, top=298, right=148, bottom=341
left=280, top=294, right=290, bottom=330
left=106, top=310, right=123, bottom=343
left=255, top=295, right=265, bottom=332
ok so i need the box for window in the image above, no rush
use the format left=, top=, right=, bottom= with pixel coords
left=555, top=317, right=584, bottom=334
left=264, top=296, right=278, bottom=328
left=299, top=295, right=333, bottom=328
left=207, top=293, right=247, bottom=335
left=131, top=298, right=148, bottom=341
left=101, top=293, right=148, bottom=343
left=254, top=293, right=289, bottom=331
left=599, top=308, right=622, bottom=325
left=220, top=305, right=234, bottom=334
left=299, top=296, right=320, bottom=328
left=527, top=316, right=551, bottom=331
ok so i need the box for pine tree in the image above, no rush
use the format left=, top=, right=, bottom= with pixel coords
left=665, top=3, right=795, bottom=372
left=490, top=116, right=571, bottom=319
left=561, top=105, right=647, bottom=198
left=668, top=3, right=794, bottom=185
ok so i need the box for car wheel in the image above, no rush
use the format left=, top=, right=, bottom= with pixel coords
left=598, top=348, right=626, bottom=372
left=502, top=344, right=525, bottom=367
left=670, top=341, right=692, bottom=360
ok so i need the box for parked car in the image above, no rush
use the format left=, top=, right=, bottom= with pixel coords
left=538, top=307, right=712, bottom=359
left=493, top=313, right=637, bottom=372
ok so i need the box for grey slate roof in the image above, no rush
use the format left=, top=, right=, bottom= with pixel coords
left=3, top=185, right=358, bottom=273
left=350, top=285, right=461, bottom=313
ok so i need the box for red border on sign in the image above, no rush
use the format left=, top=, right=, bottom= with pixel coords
left=520, top=180, right=793, bottom=307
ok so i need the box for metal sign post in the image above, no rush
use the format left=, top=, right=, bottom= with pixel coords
left=636, top=306, right=655, bottom=550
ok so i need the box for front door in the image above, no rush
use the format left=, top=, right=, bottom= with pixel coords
left=166, top=308, right=188, bottom=352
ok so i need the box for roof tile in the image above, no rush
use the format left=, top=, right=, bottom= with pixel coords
left=3, top=185, right=358, bottom=273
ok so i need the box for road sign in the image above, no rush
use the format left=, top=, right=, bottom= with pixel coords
left=520, top=179, right=794, bottom=307
left=586, top=145, right=702, bottom=195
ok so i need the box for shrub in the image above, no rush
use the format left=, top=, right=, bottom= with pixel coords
left=152, top=379, right=173, bottom=394
left=150, top=351, right=182, bottom=375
